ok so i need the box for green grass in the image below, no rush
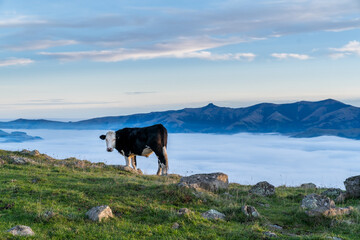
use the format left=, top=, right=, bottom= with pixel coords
left=0, top=149, right=359, bottom=239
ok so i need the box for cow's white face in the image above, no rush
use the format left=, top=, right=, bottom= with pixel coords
left=100, top=131, right=116, bottom=152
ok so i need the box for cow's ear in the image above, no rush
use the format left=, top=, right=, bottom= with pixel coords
left=99, top=135, right=106, bottom=140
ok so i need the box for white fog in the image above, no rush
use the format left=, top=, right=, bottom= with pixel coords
left=1, top=129, right=360, bottom=189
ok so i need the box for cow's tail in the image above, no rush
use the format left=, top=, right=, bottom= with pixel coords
left=160, top=124, right=168, bottom=174
left=162, top=125, right=168, bottom=148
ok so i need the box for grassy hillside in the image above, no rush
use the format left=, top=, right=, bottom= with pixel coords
left=0, top=149, right=359, bottom=239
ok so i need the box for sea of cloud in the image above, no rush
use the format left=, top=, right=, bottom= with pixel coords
left=1, top=129, right=360, bottom=189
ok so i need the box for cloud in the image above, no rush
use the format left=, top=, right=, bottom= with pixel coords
left=1, top=99, right=117, bottom=106
left=125, top=91, right=157, bottom=95
left=0, top=15, right=46, bottom=27
left=39, top=48, right=256, bottom=62
left=39, top=37, right=256, bottom=62
left=2, top=130, right=360, bottom=188
left=0, top=58, right=34, bottom=67
left=330, top=40, right=360, bottom=59
left=2, top=1, right=360, bottom=62
left=271, top=53, right=311, bottom=60
left=8, top=40, right=78, bottom=51
left=179, top=51, right=256, bottom=61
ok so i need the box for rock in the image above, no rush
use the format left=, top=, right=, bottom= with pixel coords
left=241, top=205, right=260, bottom=218
left=31, top=150, right=40, bottom=156
left=321, top=188, right=343, bottom=199
left=201, top=209, right=225, bottom=220
left=7, top=225, right=35, bottom=236
left=0, top=158, right=5, bottom=165
left=43, top=210, right=56, bottom=220
left=10, top=155, right=34, bottom=165
left=327, top=237, right=342, bottom=240
left=264, top=231, right=277, bottom=238
left=301, top=193, right=335, bottom=216
left=257, top=202, right=270, bottom=208
left=178, top=173, right=228, bottom=192
left=21, top=149, right=41, bottom=156
left=20, top=149, right=31, bottom=154
left=335, top=192, right=347, bottom=203
left=32, top=178, right=40, bottom=184
left=344, top=175, right=360, bottom=198
left=249, top=181, right=275, bottom=197
left=301, top=183, right=317, bottom=189
left=177, top=208, right=191, bottom=216
left=267, top=224, right=283, bottom=230
left=109, top=165, right=143, bottom=174
left=301, top=193, right=353, bottom=217
left=86, top=205, right=114, bottom=222
left=172, top=222, right=180, bottom=229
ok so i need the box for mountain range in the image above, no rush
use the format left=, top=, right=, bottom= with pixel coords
left=1, top=99, right=360, bottom=139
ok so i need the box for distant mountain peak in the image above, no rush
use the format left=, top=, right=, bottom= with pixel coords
left=203, top=103, right=218, bottom=108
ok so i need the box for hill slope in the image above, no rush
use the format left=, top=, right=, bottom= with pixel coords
left=0, top=149, right=359, bottom=239
left=1, top=99, right=360, bottom=139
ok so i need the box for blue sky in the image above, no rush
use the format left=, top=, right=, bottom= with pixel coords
left=0, top=0, right=360, bottom=119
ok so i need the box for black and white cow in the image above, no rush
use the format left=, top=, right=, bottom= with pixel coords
left=99, top=124, right=169, bottom=175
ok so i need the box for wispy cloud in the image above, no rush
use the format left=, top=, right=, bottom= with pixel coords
left=179, top=51, right=256, bottom=61
left=330, top=40, right=360, bottom=59
left=0, top=15, right=47, bottom=27
left=271, top=53, right=311, bottom=60
left=9, top=40, right=78, bottom=51
left=0, top=58, right=34, bottom=67
left=1, top=0, right=360, bottom=63
left=39, top=37, right=256, bottom=62
left=1, top=99, right=118, bottom=106
left=125, top=91, right=157, bottom=95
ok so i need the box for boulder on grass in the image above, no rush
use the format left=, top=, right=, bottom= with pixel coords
left=301, top=193, right=353, bottom=217
left=321, top=188, right=344, bottom=199
left=178, top=173, right=228, bottom=192
left=264, top=231, right=277, bottom=238
left=7, top=225, right=35, bottom=236
left=10, top=156, right=34, bottom=165
left=250, top=181, right=275, bottom=197
left=86, top=205, right=114, bottom=222
left=201, top=209, right=225, bottom=220
left=344, top=175, right=360, bottom=198
left=177, top=208, right=191, bottom=216
left=301, top=183, right=317, bottom=189
left=241, top=205, right=260, bottom=218
left=301, top=193, right=335, bottom=216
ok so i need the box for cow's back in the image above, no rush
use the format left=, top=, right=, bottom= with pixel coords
left=115, top=124, right=167, bottom=155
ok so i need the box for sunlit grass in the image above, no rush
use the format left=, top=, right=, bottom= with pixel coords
left=0, top=149, right=359, bottom=239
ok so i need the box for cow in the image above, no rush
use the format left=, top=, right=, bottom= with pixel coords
left=99, top=124, right=169, bottom=175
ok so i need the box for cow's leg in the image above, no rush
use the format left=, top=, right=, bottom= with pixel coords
left=131, top=156, right=137, bottom=170
left=153, top=146, right=168, bottom=176
left=124, top=156, right=131, bottom=167
left=161, top=146, right=169, bottom=175
left=156, top=160, right=162, bottom=176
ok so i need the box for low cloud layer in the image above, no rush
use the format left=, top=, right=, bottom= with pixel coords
left=2, top=130, right=359, bottom=188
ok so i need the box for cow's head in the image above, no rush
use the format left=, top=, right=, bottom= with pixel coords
left=99, top=131, right=116, bottom=152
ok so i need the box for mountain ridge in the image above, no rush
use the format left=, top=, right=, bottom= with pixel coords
left=1, top=99, right=360, bottom=139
